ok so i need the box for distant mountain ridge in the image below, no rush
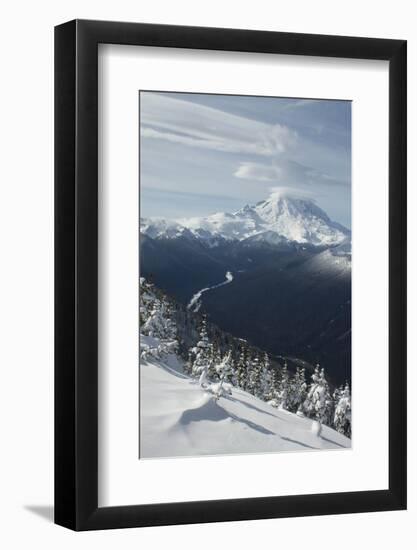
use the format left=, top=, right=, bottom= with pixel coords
left=140, top=192, right=351, bottom=386
left=141, top=192, right=350, bottom=249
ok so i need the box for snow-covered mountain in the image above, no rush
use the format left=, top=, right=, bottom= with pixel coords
left=141, top=193, right=350, bottom=248
left=140, top=195, right=352, bottom=384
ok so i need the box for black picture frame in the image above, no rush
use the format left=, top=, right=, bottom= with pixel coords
left=55, top=19, right=407, bottom=531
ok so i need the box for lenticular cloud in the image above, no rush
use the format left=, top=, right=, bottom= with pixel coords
left=140, top=92, right=297, bottom=157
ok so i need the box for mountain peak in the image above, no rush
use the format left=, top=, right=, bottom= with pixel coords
left=141, top=193, right=350, bottom=248
left=249, top=193, right=346, bottom=245
left=256, top=193, right=330, bottom=223
left=259, top=191, right=319, bottom=211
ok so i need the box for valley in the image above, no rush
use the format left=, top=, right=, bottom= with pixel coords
left=140, top=193, right=351, bottom=386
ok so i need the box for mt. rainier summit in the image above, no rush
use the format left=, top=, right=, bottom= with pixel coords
left=141, top=192, right=350, bottom=249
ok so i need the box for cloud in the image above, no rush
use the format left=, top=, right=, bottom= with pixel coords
left=268, top=186, right=316, bottom=201
left=234, top=162, right=282, bottom=181
left=234, top=159, right=349, bottom=187
left=140, top=92, right=297, bottom=157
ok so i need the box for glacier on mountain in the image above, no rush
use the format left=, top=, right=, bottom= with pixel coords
left=141, top=192, right=350, bottom=249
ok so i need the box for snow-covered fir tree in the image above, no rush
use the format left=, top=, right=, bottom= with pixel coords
left=140, top=278, right=178, bottom=358
left=276, top=362, right=290, bottom=410
left=303, top=365, right=333, bottom=426
left=189, top=318, right=214, bottom=387
left=234, top=344, right=249, bottom=391
left=211, top=351, right=233, bottom=401
left=266, top=365, right=280, bottom=406
left=139, top=278, right=150, bottom=328
left=332, top=384, right=342, bottom=406
left=247, top=353, right=262, bottom=397
left=208, top=343, right=222, bottom=381
left=333, top=383, right=351, bottom=437
left=144, top=301, right=175, bottom=341
left=288, top=366, right=307, bottom=414
left=215, top=350, right=233, bottom=383
left=260, top=353, right=273, bottom=401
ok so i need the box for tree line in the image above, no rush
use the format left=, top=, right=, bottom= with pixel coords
left=140, top=278, right=351, bottom=438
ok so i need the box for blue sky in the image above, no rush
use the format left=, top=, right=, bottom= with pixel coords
left=140, top=92, right=351, bottom=228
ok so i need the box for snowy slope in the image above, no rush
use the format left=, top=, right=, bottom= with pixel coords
left=252, top=194, right=349, bottom=246
left=140, top=351, right=351, bottom=459
left=141, top=192, right=350, bottom=248
left=305, top=248, right=351, bottom=275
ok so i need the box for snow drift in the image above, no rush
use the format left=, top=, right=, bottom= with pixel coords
left=140, top=351, right=351, bottom=459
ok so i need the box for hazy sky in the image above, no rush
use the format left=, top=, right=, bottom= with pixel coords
left=140, top=92, right=351, bottom=228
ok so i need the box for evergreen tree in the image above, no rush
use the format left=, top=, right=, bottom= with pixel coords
left=212, top=351, right=233, bottom=401
left=139, top=278, right=155, bottom=328
left=216, top=350, right=233, bottom=383
left=161, top=297, right=177, bottom=344
left=190, top=318, right=213, bottom=387
left=267, top=365, right=281, bottom=405
left=140, top=279, right=178, bottom=358
left=288, top=366, right=307, bottom=414
left=143, top=303, right=161, bottom=338
left=260, top=353, right=273, bottom=401
left=332, top=384, right=343, bottom=405
left=303, top=365, right=333, bottom=426
left=208, top=342, right=222, bottom=381
left=334, top=383, right=351, bottom=437
left=277, top=362, right=290, bottom=410
left=235, top=344, right=249, bottom=390
left=247, top=353, right=262, bottom=397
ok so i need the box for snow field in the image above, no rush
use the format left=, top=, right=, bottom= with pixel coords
left=140, top=352, right=350, bottom=459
